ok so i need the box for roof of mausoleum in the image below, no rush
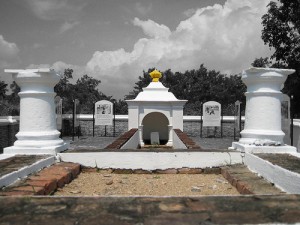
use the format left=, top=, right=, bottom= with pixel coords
left=127, top=70, right=187, bottom=103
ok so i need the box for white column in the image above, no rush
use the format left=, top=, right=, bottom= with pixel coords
left=166, top=125, right=173, bottom=147
left=4, top=69, right=68, bottom=155
left=231, top=67, right=297, bottom=153
left=138, top=125, right=145, bottom=147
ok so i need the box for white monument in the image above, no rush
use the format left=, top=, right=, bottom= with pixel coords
left=126, top=70, right=187, bottom=147
left=4, top=68, right=69, bottom=155
left=231, top=67, right=297, bottom=153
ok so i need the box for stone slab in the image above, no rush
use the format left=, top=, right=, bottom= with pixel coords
left=0, top=195, right=299, bottom=224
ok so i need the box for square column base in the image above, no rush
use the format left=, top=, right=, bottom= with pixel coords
left=229, top=142, right=297, bottom=153
left=4, top=142, right=69, bottom=155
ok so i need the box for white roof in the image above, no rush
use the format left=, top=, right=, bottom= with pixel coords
left=128, top=81, right=186, bottom=102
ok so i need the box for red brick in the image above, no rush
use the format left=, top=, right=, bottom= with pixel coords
left=236, top=181, right=252, bottom=194
left=12, top=185, right=45, bottom=195
left=0, top=191, right=33, bottom=196
left=55, top=163, right=81, bottom=178
left=178, top=168, right=202, bottom=174
left=134, top=169, right=152, bottom=174
left=156, top=169, right=178, bottom=174
left=26, top=178, right=57, bottom=195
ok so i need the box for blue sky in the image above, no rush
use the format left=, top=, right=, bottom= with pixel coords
left=0, top=0, right=273, bottom=99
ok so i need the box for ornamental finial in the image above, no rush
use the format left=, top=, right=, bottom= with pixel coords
left=149, top=69, right=162, bottom=82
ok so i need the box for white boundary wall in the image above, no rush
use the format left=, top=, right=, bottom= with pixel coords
left=58, top=151, right=243, bottom=170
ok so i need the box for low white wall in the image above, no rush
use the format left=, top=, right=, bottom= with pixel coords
left=121, top=130, right=139, bottom=150
left=244, top=153, right=300, bottom=194
left=59, top=152, right=243, bottom=170
left=293, top=119, right=300, bottom=152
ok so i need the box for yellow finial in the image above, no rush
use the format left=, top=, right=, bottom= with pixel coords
left=149, top=69, right=162, bottom=82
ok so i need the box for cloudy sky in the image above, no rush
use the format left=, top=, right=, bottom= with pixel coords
left=0, top=0, right=273, bottom=99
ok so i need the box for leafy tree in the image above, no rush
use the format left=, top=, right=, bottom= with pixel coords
left=261, top=0, right=300, bottom=116
left=251, top=57, right=271, bottom=67
left=126, top=65, right=246, bottom=115
left=125, top=68, right=153, bottom=100
left=55, top=69, right=112, bottom=114
left=0, top=80, right=7, bottom=99
left=114, top=99, right=128, bottom=114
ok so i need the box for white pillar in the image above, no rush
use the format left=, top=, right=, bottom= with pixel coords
left=4, top=69, right=68, bottom=155
left=166, top=125, right=173, bottom=147
left=231, top=67, right=297, bottom=153
left=138, top=125, right=144, bottom=147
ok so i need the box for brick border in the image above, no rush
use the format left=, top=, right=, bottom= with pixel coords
left=174, top=129, right=202, bottom=149
left=104, top=128, right=138, bottom=149
left=0, top=162, right=81, bottom=196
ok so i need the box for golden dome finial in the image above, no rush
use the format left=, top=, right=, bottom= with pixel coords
left=149, top=69, right=162, bottom=82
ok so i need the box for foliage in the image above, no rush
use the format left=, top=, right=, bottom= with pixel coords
left=54, top=69, right=112, bottom=114
left=251, top=57, right=271, bottom=67
left=0, top=80, right=20, bottom=116
left=126, top=65, right=246, bottom=115
left=261, top=0, right=300, bottom=117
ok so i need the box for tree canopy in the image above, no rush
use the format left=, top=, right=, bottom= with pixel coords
left=126, top=65, right=246, bottom=115
left=261, top=0, right=300, bottom=116
left=54, top=69, right=112, bottom=114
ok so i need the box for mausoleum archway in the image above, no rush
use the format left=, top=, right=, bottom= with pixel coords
left=142, top=112, right=169, bottom=145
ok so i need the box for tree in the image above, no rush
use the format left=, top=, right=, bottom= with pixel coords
left=54, top=69, right=112, bottom=114
left=126, top=65, right=246, bottom=115
left=261, top=0, right=300, bottom=116
left=0, top=80, right=7, bottom=99
left=251, top=57, right=271, bottom=67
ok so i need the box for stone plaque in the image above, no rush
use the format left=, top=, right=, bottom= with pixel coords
left=203, top=101, right=221, bottom=127
left=95, top=100, right=113, bottom=126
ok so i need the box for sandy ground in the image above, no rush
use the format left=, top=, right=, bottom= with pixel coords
left=54, top=171, right=240, bottom=196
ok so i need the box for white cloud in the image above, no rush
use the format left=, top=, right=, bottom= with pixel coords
left=183, top=8, right=197, bottom=18
left=82, top=0, right=272, bottom=99
left=0, top=35, right=21, bottom=87
left=135, top=2, right=152, bottom=15
left=0, top=35, right=19, bottom=62
left=59, top=21, right=80, bottom=34
left=133, top=18, right=171, bottom=39
left=25, top=0, right=86, bottom=21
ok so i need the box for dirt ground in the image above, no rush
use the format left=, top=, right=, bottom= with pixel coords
left=54, top=170, right=240, bottom=196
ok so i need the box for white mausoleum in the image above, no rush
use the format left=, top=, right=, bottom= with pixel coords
left=126, top=70, right=187, bottom=147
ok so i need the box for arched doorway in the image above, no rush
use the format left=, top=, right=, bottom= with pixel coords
left=142, top=112, right=169, bottom=145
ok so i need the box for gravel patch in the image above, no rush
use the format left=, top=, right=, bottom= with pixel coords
left=54, top=171, right=239, bottom=196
